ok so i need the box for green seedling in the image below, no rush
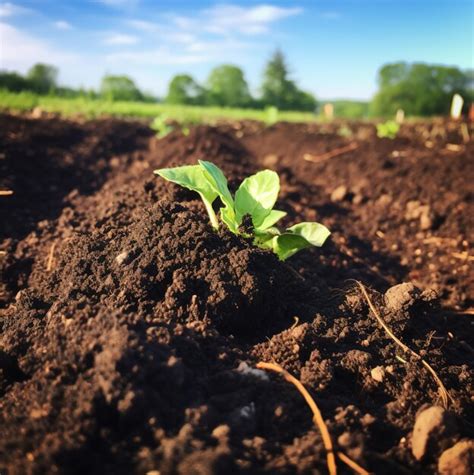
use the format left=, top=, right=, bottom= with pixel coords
left=376, top=120, right=400, bottom=139
left=154, top=161, right=330, bottom=260
left=264, top=106, right=279, bottom=126
left=151, top=114, right=174, bottom=138
left=337, top=125, right=353, bottom=138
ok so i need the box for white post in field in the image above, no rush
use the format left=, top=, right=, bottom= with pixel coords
left=395, top=109, right=405, bottom=124
left=450, top=94, right=464, bottom=119
left=323, top=103, right=334, bottom=120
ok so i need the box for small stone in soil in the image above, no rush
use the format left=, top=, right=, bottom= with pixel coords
left=438, top=439, right=474, bottom=475
left=115, top=251, right=130, bottom=265
left=371, top=366, right=385, bottom=382
left=411, top=406, right=458, bottom=460
left=384, top=282, right=421, bottom=313
left=331, top=185, right=348, bottom=202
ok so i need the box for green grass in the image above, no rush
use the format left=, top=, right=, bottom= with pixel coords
left=0, top=89, right=318, bottom=123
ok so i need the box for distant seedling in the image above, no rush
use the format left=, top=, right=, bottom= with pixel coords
left=376, top=120, right=400, bottom=139
left=264, top=106, right=279, bottom=126
left=154, top=161, right=330, bottom=260
left=151, top=114, right=174, bottom=138
left=151, top=115, right=192, bottom=138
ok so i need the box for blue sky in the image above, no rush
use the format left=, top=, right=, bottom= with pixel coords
left=0, top=0, right=472, bottom=100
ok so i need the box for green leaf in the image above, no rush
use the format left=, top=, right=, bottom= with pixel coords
left=272, top=234, right=312, bottom=260
left=198, top=160, right=234, bottom=210
left=154, top=165, right=219, bottom=229
left=271, top=222, right=331, bottom=260
left=376, top=120, right=399, bottom=139
left=198, top=160, right=239, bottom=232
left=286, top=222, right=331, bottom=247
left=254, top=226, right=280, bottom=249
left=255, top=209, right=286, bottom=231
left=234, top=170, right=280, bottom=228
left=265, top=106, right=278, bottom=126
left=151, top=115, right=173, bottom=138
left=221, top=206, right=239, bottom=233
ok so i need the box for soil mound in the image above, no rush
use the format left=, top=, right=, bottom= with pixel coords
left=1, top=115, right=473, bottom=475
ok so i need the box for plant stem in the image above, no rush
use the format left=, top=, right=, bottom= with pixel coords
left=203, top=198, right=219, bottom=230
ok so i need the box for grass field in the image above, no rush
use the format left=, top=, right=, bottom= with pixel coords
left=0, top=89, right=318, bottom=123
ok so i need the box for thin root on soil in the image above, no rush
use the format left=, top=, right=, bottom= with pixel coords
left=356, top=281, right=453, bottom=409
left=46, top=241, right=57, bottom=272
left=337, top=451, right=371, bottom=475
left=256, top=361, right=338, bottom=475
left=303, top=142, right=359, bottom=163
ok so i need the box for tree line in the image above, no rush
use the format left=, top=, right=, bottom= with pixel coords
left=0, top=50, right=317, bottom=112
left=0, top=50, right=472, bottom=116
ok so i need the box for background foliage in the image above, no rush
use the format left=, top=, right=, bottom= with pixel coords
left=0, top=51, right=472, bottom=118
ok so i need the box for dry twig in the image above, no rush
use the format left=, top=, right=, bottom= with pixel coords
left=451, top=252, right=474, bottom=262
left=257, top=362, right=372, bottom=475
left=256, top=361, right=337, bottom=475
left=303, top=142, right=359, bottom=164
left=337, top=451, right=370, bottom=475
left=460, top=123, right=470, bottom=143
left=356, top=281, right=452, bottom=408
left=46, top=241, right=57, bottom=272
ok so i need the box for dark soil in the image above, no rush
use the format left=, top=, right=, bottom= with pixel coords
left=1, top=114, right=473, bottom=474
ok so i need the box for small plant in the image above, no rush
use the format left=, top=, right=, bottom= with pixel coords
left=337, top=125, right=353, bottom=138
left=376, top=120, right=400, bottom=139
left=264, top=106, right=279, bottom=126
left=151, top=114, right=174, bottom=138
left=154, top=161, right=330, bottom=260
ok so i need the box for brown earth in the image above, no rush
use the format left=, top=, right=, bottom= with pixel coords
left=0, top=114, right=473, bottom=474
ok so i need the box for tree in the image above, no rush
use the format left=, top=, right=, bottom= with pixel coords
left=371, top=62, right=473, bottom=117
left=206, top=65, right=251, bottom=107
left=292, top=89, right=317, bottom=112
left=100, top=75, right=143, bottom=101
left=261, top=49, right=316, bottom=111
left=0, top=71, right=30, bottom=92
left=166, top=74, right=204, bottom=105
left=27, top=63, right=58, bottom=94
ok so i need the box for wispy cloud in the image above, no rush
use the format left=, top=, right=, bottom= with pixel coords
left=176, top=4, right=303, bottom=35
left=54, top=20, right=73, bottom=30
left=105, top=47, right=206, bottom=66
left=0, top=2, right=33, bottom=17
left=0, top=22, right=79, bottom=71
left=126, top=19, right=159, bottom=32
left=98, top=0, right=139, bottom=8
left=320, top=11, right=341, bottom=20
left=103, top=33, right=140, bottom=45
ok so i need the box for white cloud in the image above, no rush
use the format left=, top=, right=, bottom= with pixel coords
left=320, top=11, right=340, bottom=20
left=103, top=33, right=139, bottom=45
left=0, top=22, right=79, bottom=72
left=0, top=2, right=33, bottom=17
left=168, top=32, right=196, bottom=44
left=98, top=0, right=138, bottom=7
left=174, top=4, right=303, bottom=36
left=105, top=34, right=253, bottom=66
left=54, top=20, right=73, bottom=30
left=105, top=47, right=206, bottom=66
left=126, top=19, right=159, bottom=32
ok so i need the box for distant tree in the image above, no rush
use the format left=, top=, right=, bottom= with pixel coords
left=261, top=49, right=316, bottom=111
left=166, top=74, right=204, bottom=105
left=27, top=63, right=58, bottom=94
left=100, top=75, right=143, bottom=101
left=331, top=100, right=370, bottom=119
left=371, top=62, right=473, bottom=117
left=292, top=89, right=317, bottom=112
left=0, top=71, right=31, bottom=92
left=206, top=65, right=251, bottom=107
left=261, top=49, right=293, bottom=109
